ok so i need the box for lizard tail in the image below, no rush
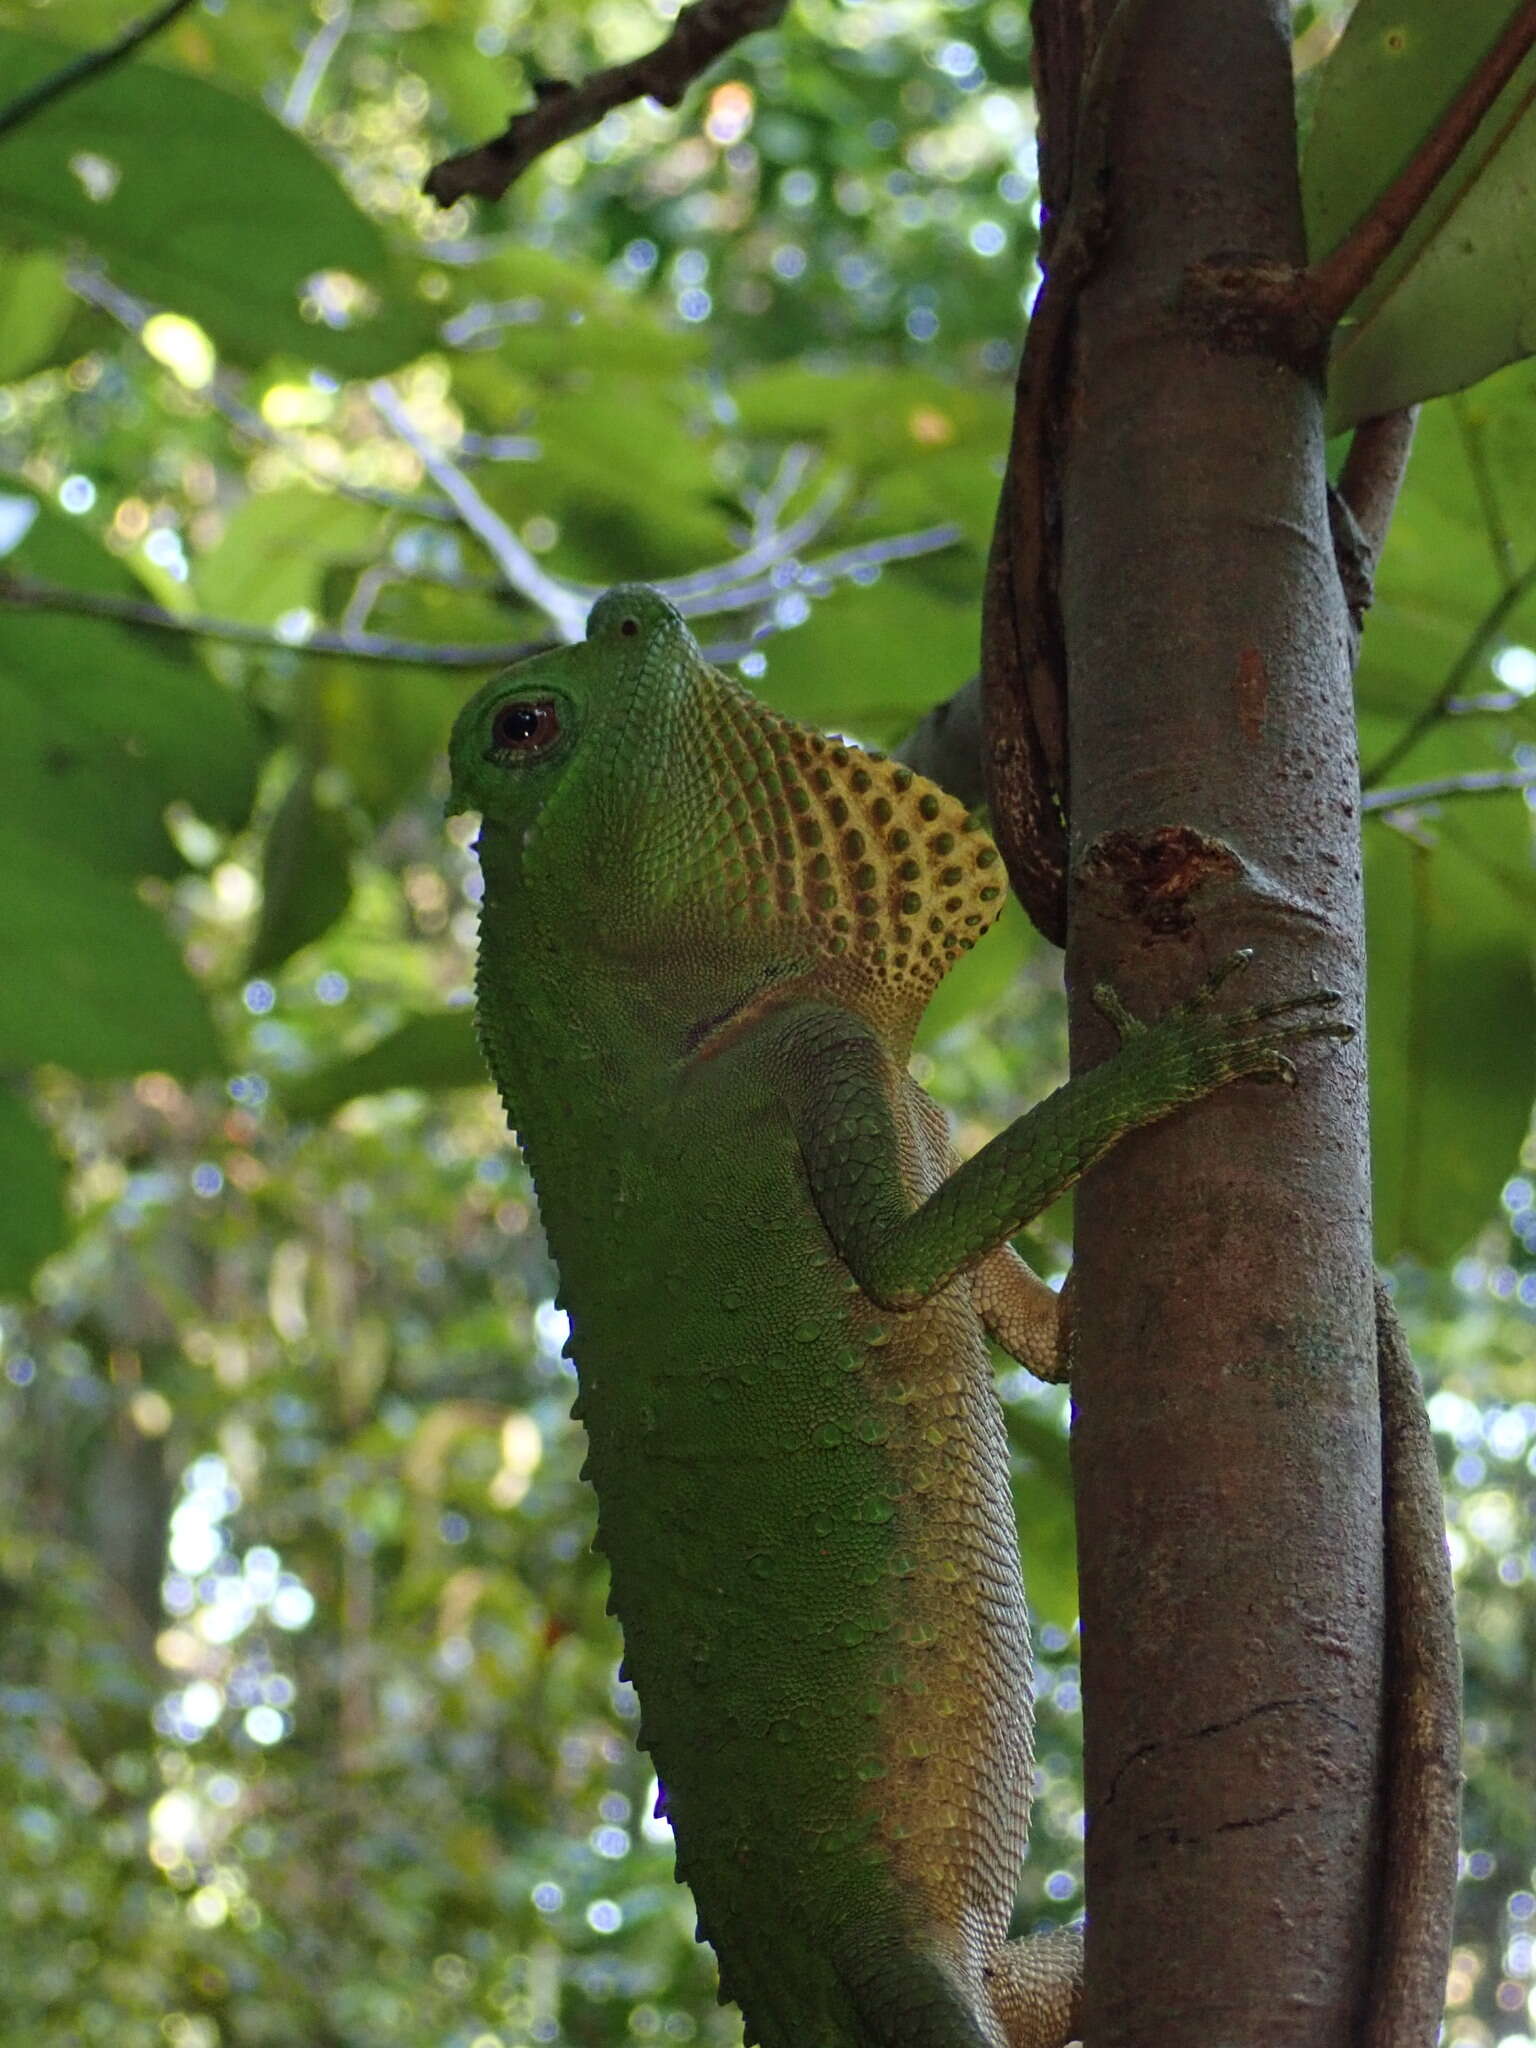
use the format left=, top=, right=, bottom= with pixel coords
left=1365, top=1277, right=1462, bottom=2048
left=986, top=1926, right=1083, bottom=2048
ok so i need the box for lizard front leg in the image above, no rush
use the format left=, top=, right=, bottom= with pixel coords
left=781, top=952, right=1348, bottom=1313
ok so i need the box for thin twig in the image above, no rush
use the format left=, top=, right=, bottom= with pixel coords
left=338, top=559, right=397, bottom=636
left=669, top=523, right=962, bottom=618
left=0, top=0, right=200, bottom=141
left=368, top=381, right=589, bottom=640
left=744, top=445, right=816, bottom=543
left=651, top=477, right=846, bottom=609
left=283, top=0, right=353, bottom=128
left=1363, top=766, right=1536, bottom=813
left=1306, top=4, right=1536, bottom=327
left=1448, top=689, right=1536, bottom=717
left=0, top=570, right=545, bottom=669
left=423, top=0, right=788, bottom=206
left=457, top=431, right=542, bottom=462
left=1450, top=392, right=1519, bottom=586
left=1362, top=558, right=1536, bottom=788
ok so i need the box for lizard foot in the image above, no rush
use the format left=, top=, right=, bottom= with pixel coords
left=1090, top=950, right=1352, bottom=1103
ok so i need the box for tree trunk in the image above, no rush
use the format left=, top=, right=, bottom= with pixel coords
left=1054, top=4, right=1383, bottom=2042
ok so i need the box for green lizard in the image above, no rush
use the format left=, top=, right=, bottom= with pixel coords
left=446, top=586, right=1431, bottom=2048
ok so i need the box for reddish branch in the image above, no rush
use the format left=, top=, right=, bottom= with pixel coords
left=424, top=0, right=787, bottom=207
left=979, top=0, right=1154, bottom=947
left=1306, top=1, right=1536, bottom=327
left=1336, top=408, right=1419, bottom=572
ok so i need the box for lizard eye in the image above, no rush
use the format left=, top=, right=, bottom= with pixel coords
left=488, top=699, right=561, bottom=758
left=619, top=617, right=639, bottom=637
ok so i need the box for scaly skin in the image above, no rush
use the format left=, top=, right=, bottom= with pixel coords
left=448, top=588, right=1349, bottom=2048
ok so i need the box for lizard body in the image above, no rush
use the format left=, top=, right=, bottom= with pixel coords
left=447, top=588, right=1370, bottom=2048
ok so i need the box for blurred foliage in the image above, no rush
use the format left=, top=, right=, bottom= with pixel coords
left=0, top=0, right=1533, bottom=2043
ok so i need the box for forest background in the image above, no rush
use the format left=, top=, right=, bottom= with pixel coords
left=1, top=0, right=1535, bottom=2043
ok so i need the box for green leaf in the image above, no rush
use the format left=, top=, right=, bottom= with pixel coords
left=0, top=827, right=220, bottom=1077
left=1304, top=3, right=1536, bottom=428
left=247, top=767, right=355, bottom=976
left=447, top=244, right=704, bottom=382
left=0, top=486, right=259, bottom=877
left=1366, top=796, right=1536, bottom=1262
left=750, top=575, right=980, bottom=735
left=0, top=1088, right=69, bottom=1294
left=475, top=384, right=736, bottom=584
left=0, top=30, right=431, bottom=373
left=732, top=366, right=1010, bottom=474
left=282, top=1010, right=486, bottom=1120
left=1352, top=363, right=1536, bottom=799
left=195, top=487, right=385, bottom=628
left=0, top=248, right=72, bottom=381
left=1007, top=1402, right=1077, bottom=1629
left=312, top=660, right=467, bottom=821
left=916, top=899, right=1034, bottom=1051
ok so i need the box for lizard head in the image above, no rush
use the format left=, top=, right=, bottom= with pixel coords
left=449, top=584, right=1006, bottom=1043
left=448, top=583, right=687, bottom=839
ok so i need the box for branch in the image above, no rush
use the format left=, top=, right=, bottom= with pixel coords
left=1448, top=688, right=1536, bottom=717
left=366, top=384, right=958, bottom=636
left=1336, top=408, right=1419, bottom=575
left=368, top=381, right=589, bottom=641
left=893, top=673, right=985, bottom=810
left=1362, top=556, right=1536, bottom=787
left=282, top=0, right=354, bottom=128
left=0, top=0, right=199, bottom=142
left=979, top=0, right=1155, bottom=947
left=0, top=571, right=545, bottom=669
left=1305, top=4, right=1536, bottom=328
left=1329, top=407, right=1419, bottom=654
left=1362, top=765, right=1536, bottom=813
left=423, top=0, right=788, bottom=207
left=668, top=522, right=962, bottom=621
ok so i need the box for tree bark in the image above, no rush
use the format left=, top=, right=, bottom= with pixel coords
left=1056, top=5, right=1381, bottom=2043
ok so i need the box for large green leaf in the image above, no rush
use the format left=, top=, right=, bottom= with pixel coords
left=0, top=1087, right=69, bottom=1294
left=195, top=487, right=386, bottom=628
left=748, top=573, right=980, bottom=735
left=1304, top=3, right=1536, bottom=428
left=1366, top=796, right=1536, bottom=1262
left=0, top=827, right=221, bottom=1077
left=0, top=248, right=72, bottom=380
left=312, top=658, right=470, bottom=822
left=916, top=899, right=1034, bottom=1051
left=1007, top=1403, right=1077, bottom=1630
left=447, top=243, right=705, bottom=383
left=473, top=383, right=737, bottom=584
left=732, top=365, right=1011, bottom=473
left=1354, top=360, right=1536, bottom=781
left=0, top=486, right=259, bottom=877
left=0, top=30, right=430, bottom=373
left=283, top=1010, right=486, bottom=1120
left=247, top=766, right=355, bottom=977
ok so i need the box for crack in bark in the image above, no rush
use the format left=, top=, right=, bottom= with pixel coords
left=1137, top=1801, right=1299, bottom=1851
left=1096, top=1695, right=1365, bottom=1816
